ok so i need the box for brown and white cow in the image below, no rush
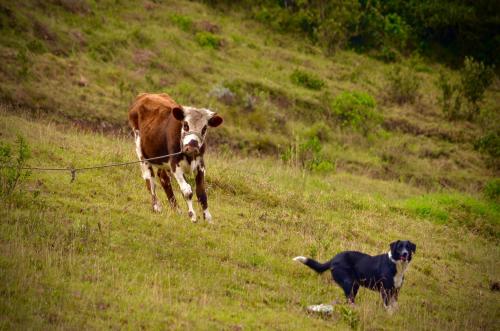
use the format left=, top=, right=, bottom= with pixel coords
left=128, top=93, right=223, bottom=222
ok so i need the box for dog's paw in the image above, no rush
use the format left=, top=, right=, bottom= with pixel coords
left=293, top=256, right=307, bottom=263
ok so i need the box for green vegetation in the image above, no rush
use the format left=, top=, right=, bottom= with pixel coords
left=0, top=0, right=499, bottom=329
left=386, top=65, right=420, bottom=104
left=330, top=91, right=381, bottom=134
left=290, top=69, right=325, bottom=91
left=0, top=135, right=31, bottom=197
left=195, top=31, right=223, bottom=49
left=439, top=57, right=495, bottom=121
left=1, top=110, right=499, bottom=330
left=203, top=0, right=499, bottom=66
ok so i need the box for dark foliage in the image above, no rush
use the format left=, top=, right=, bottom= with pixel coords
left=201, top=0, right=500, bottom=66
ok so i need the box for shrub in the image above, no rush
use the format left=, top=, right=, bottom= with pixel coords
left=437, top=71, right=462, bottom=120
left=475, top=131, right=500, bottom=169
left=281, top=136, right=334, bottom=173
left=460, top=57, right=495, bottom=120
left=0, top=135, right=31, bottom=197
left=170, top=14, right=193, bottom=32
left=438, top=58, right=494, bottom=121
left=16, top=48, right=31, bottom=79
left=484, top=179, right=500, bottom=201
left=330, top=91, right=382, bottom=134
left=195, top=31, right=222, bottom=49
left=386, top=65, right=420, bottom=104
left=290, top=69, right=325, bottom=90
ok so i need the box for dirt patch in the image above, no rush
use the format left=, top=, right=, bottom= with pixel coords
left=133, top=49, right=156, bottom=67
left=56, top=0, right=91, bottom=14
left=33, top=21, right=57, bottom=42
left=195, top=20, right=221, bottom=33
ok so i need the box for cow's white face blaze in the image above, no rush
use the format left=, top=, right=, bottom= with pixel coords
left=172, top=106, right=223, bottom=156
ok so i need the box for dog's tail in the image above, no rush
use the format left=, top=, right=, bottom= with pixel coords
left=293, top=256, right=332, bottom=273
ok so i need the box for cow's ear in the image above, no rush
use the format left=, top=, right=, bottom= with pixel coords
left=208, top=114, right=223, bottom=127
left=409, top=241, right=416, bottom=253
left=172, top=107, right=184, bottom=121
left=390, top=240, right=400, bottom=253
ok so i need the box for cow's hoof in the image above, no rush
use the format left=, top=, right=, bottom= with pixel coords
left=152, top=203, right=162, bottom=213
left=204, top=210, right=213, bottom=223
left=188, top=211, right=197, bottom=223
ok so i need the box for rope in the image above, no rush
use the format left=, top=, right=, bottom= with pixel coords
left=0, top=151, right=183, bottom=183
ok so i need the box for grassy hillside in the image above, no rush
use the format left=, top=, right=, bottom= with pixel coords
left=0, top=0, right=498, bottom=192
left=1, top=109, right=499, bottom=330
left=0, top=0, right=499, bottom=330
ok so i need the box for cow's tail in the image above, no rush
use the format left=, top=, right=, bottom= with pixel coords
left=293, top=256, right=332, bottom=273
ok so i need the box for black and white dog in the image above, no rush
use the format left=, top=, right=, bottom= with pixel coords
left=294, top=240, right=416, bottom=309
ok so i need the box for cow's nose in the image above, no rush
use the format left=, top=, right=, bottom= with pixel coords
left=188, top=140, right=199, bottom=148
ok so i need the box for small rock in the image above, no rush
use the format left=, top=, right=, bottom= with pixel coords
left=307, top=304, right=334, bottom=314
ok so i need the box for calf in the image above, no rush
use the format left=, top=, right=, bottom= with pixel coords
left=128, top=93, right=223, bottom=222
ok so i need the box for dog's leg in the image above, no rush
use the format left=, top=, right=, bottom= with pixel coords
left=380, top=289, right=391, bottom=308
left=332, top=268, right=358, bottom=304
left=388, top=289, right=399, bottom=312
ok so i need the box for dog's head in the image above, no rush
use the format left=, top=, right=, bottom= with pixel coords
left=390, top=240, right=416, bottom=262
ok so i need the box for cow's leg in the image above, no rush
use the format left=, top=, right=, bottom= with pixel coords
left=157, top=168, right=177, bottom=208
left=172, top=165, right=196, bottom=222
left=134, top=130, right=161, bottom=213
left=195, top=166, right=212, bottom=223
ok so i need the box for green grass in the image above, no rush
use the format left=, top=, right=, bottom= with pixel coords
left=0, top=0, right=496, bottom=193
left=1, top=110, right=499, bottom=330
left=0, top=0, right=499, bottom=329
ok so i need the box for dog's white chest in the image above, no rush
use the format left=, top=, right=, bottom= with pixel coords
left=393, top=261, right=408, bottom=288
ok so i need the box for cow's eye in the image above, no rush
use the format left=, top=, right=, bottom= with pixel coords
left=202, top=125, right=207, bottom=135
left=183, top=122, right=189, bottom=131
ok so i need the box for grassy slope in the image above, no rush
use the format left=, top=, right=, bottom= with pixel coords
left=0, top=0, right=497, bottom=192
left=1, top=111, right=499, bottom=330
left=0, top=0, right=499, bottom=329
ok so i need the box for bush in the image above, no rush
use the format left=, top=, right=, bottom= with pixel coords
left=0, top=135, right=31, bottom=197
left=386, top=65, right=420, bottom=104
left=437, top=71, right=462, bottom=120
left=330, top=91, right=382, bottom=134
left=281, top=136, right=334, bottom=173
left=475, top=131, right=500, bottom=169
left=170, top=14, right=193, bottom=32
left=290, top=69, right=325, bottom=90
left=438, top=58, right=494, bottom=121
left=484, top=179, right=500, bottom=201
left=460, top=57, right=495, bottom=120
left=195, top=31, right=223, bottom=49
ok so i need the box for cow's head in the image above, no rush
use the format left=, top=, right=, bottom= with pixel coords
left=172, top=106, right=223, bottom=156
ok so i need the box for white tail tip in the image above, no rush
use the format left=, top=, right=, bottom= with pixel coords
left=293, top=256, right=307, bottom=263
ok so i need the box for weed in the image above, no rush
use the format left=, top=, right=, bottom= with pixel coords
left=0, top=135, right=30, bottom=197
left=26, top=39, right=47, bottom=54
left=195, top=31, right=222, bottom=49
left=281, top=135, right=334, bottom=172
left=474, top=131, right=500, bottom=169
left=330, top=91, right=381, bottom=135
left=386, top=65, right=420, bottom=104
left=483, top=179, right=500, bottom=202
left=336, top=305, right=360, bottom=330
left=170, top=14, right=193, bottom=32
left=16, top=48, right=31, bottom=80
left=130, top=28, right=153, bottom=47
left=290, top=69, right=324, bottom=90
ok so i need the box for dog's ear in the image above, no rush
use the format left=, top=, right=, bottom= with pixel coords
left=409, top=241, right=416, bottom=253
left=390, top=240, right=400, bottom=252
